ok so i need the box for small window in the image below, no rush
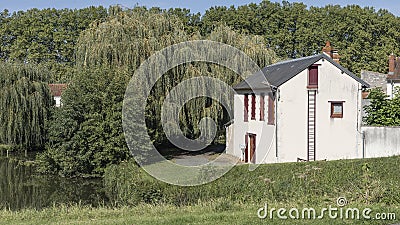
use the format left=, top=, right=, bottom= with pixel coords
left=308, top=65, right=319, bottom=88
left=330, top=101, right=344, bottom=118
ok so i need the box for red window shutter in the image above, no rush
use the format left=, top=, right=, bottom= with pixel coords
left=308, top=65, right=318, bottom=87
left=251, top=94, right=256, bottom=120
left=260, top=94, right=265, bottom=121
left=268, top=96, right=275, bottom=125
left=244, top=133, right=249, bottom=162
left=244, top=94, right=248, bottom=122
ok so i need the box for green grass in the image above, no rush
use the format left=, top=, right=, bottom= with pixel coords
left=1, top=202, right=399, bottom=225
left=104, top=155, right=400, bottom=207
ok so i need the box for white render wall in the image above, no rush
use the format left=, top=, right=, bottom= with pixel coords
left=54, top=96, right=62, bottom=107
left=362, top=126, right=400, bottom=158
left=387, top=82, right=400, bottom=99
left=229, top=94, right=276, bottom=164
left=277, top=58, right=363, bottom=162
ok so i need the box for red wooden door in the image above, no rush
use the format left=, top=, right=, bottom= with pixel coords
left=249, top=134, right=256, bottom=163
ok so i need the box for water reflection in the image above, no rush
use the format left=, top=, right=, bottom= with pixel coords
left=0, top=157, right=107, bottom=210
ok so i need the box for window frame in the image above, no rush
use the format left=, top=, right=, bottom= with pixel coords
left=329, top=101, right=344, bottom=118
left=307, top=64, right=319, bottom=89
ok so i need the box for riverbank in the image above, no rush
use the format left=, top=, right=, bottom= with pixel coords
left=2, top=155, right=400, bottom=224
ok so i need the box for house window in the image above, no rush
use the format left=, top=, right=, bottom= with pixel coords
left=330, top=101, right=344, bottom=118
left=260, top=94, right=265, bottom=121
left=268, top=96, right=275, bottom=125
left=244, top=94, right=248, bottom=122
left=251, top=94, right=256, bottom=120
left=308, top=65, right=319, bottom=88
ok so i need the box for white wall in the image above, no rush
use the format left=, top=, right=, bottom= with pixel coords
left=387, top=82, right=400, bottom=99
left=225, top=123, right=234, bottom=155
left=276, top=69, right=308, bottom=162
left=54, top=96, right=62, bottom=107
left=230, top=94, right=276, bottom=164
left=313, top=59, right=363, bottom=160
left=362, top=126, right=400, bottom=158
left=277, top=58, right=363, bottom=162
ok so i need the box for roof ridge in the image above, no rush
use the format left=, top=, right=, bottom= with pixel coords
left=266, top=54, right=321, bottom=67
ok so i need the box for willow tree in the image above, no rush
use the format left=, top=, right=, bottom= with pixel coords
left=0, top=62, right=52, bottom=153
left=39, top=7, right=277, bottom=176
left=75, top=8, right=276, bottom=145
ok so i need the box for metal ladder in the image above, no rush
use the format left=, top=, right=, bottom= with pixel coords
left=307, top=90, right=316, bottom=161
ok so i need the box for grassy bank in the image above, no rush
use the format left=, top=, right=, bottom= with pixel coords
left=104, top=156, right=400, bottom=207
left=1, top=202, right=399, bottom=225
left=3, top=156, right=400, bottom=224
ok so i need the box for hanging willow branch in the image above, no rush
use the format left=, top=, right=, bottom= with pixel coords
left=0, top=62, right=52, bottom=150
left=75, top=8, right=277, bottom=144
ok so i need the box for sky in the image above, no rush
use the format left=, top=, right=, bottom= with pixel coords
left=0, top=0, right=399, bottom=16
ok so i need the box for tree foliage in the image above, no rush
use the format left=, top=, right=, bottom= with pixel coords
left=202, top=0, right=400, bottom=74
left=37, top=7, right=277, bottom=176
left=364, top=88, right=400, bottom=126
left=0, top=7, right=108, bottom=82
left=37, top=67, right=131, bottom=176
left=0, top=62, right=52, bottom=151
left=75, top=7, right=276, bottom=146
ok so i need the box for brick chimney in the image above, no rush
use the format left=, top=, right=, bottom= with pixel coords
left=322, top=41, right=332, bottom=57
left=389, top=53, right=395, bottom=75
left=332, top=49, right=340, bottom=64
left=322, top=41, right=340, bottom=64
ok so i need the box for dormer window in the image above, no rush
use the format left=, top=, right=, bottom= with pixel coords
left=308, top=65, right=319, bottom=88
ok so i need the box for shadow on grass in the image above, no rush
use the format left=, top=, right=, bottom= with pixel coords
left=156, top=144, right=226, bottom=160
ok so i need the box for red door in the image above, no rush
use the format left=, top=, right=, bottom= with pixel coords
left=249, top=134, right=256, bottom=163
left=245, top=133, right=256, bottom=163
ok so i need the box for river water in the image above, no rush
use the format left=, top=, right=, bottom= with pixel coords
left=0, top=157, right=107, bottom=210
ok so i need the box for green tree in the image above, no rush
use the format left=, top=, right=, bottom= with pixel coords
left=364, top=88, right=400, bottom=126
left=37, top=67, right=131, bottom=176
left=0, top=6, right=108, bottom=82
left=201, top=0, right=400, bottom=74
left=0, top=62, right=52, bottom=153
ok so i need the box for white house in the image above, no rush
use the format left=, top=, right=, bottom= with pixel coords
left=361, top=54, right=400, bottom=99
left=48, top=84, right=67, bottom=107
left=226, top=44, right=370, bottom=164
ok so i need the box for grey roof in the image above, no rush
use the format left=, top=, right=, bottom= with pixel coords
left=361, top=70, right=387, bottom=93
left=234, top=54, right=370, bottom=91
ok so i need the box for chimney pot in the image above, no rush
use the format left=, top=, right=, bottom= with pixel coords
left=322, top=41, right=340, bottom=64
left=322, top=41, right=332, bottom=56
